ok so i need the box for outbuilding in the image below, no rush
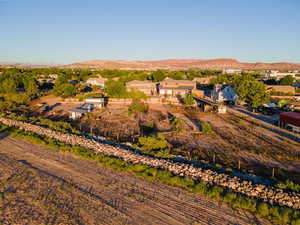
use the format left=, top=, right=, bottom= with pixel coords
left=279, top=112, right=300, bottom=133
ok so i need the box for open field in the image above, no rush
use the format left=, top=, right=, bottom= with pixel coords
left=167, top=107, right=300, bottom=183
left=28, top=96, right=300, bottom=183
left=0, top=134, right=269, bottom=225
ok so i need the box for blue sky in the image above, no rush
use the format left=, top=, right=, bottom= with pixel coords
left=0, top=0, right=300, bottom=64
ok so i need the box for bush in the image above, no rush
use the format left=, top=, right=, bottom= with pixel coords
left=207, top=186, right=224, bottom=200
left=223, top=192, right=237, bottom=203
left=201, top=122, right=214, bottom=135
left=128, top=98, right=148, bottom=115
left=257, top=202, right=269, bottom=217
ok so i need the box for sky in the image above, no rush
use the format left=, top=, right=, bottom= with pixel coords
left=0, top=0, right=300, bottom=64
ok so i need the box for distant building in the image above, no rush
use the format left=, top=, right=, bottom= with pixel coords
left=266, top=85, right=295, bottom=95
left=158, top=77, right=196, bottom=97
left=263, top=71, right=297, bottom=79
left=85, top=77, right=108, bottom=88
left=223, top=69, right=242, bottom=74
left=37, top=74, right=58, bottom=84
left=211, top=84, right=238, bottom=104
left=126, top=80, right=157, bottom=96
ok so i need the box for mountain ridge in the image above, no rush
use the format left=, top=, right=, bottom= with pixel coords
left=67, top=58, right=300, bottom=70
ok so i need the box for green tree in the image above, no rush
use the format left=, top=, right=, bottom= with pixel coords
left=128, top=98, right=149, bottom=115
left=280, top=75, right=294, bottom=85
left=234, top=76, right=269, bottom=108
left=62, top=84, right=76, bottom=97
left=183, top=92, right=195, bottom=106
left=105, top=80, right=127, bottom=98
left=0, top=78, right=17, bottom=94
left=151, top=70, right=166, bottom=82
left=24, top=79, right=39, bottom=98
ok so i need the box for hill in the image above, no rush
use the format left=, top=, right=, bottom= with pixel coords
left=68, top=58, right=300, bottom=70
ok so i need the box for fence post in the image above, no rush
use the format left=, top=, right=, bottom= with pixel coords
left=213, top=153, right=216, bottom=164
left=272, top=168, right=275, bottom=178
left=238, top=159, right=241, bottom=170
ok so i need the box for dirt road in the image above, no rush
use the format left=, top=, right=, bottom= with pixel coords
left=0, top=135, right=269, bottom=225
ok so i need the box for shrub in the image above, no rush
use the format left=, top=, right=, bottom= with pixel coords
left=128, top=98, right=148, bottom=115
left=223, top=192, right=237, bottom=203
left=191, top=181, right=208, bottom=194
left=201, top=122, right=214, bottom=135
left=183, top=92, right=195, bottom=106
left=257, top=202, right=269, bottom=217
left=137, top=134, right=168, bottom=154
left=207, top=186, right=224, bottom=200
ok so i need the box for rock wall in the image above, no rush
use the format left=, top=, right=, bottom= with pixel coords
left=1, top=117, right=300, bottom=209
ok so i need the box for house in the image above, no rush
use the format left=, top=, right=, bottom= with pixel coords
left=37, top=74, right=58, bottom=84
left=263, top=71, right=296, bottom=79
left=279, top=112, right=300, bottom=133
left=211, top=84, right=238, bottom=104
left=85, top=98, right=106, bottom=108
left=158, top=77, right=196, bottom=97
left=126, top=80, right=157, bottom=96
left=223, top=69, right=242, bottom=74
left=266, top=85, right=295, bottom=95
left=192, top=76, right=216, bottom=85
left=85, top=77, right=108, bottom=88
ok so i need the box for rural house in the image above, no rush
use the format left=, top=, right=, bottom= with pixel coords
left=85, top=98, right=106, bottom=108
left=126, top=80, right=157, bottom=96
left=211, top=84, right=238, bottom=104
left=85, top=77, right=108, bottom=88
left=158, top=77, right=196, bottom=97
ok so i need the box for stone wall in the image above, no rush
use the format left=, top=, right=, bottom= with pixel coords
left=1, top=117, right=300, bottom=209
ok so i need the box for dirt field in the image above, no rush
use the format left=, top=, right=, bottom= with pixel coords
left=167, top=107, right=300, bottom=183
left=0, top=135, right=269, bottom=225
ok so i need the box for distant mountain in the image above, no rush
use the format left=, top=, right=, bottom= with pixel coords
left=0, top=62, right=63, bottom=68
left=67, top=58, right=300, bottom=71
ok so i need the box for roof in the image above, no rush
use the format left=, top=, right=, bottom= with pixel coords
left=86, top=77, right=108, bottom=82
left=267, top=85, right=295, bottom=93
left=69, top=108, right=86, bottom=113
left=85, top=98, right=105, bottom=103
left=160, top=86, right=193, bottom=90
left=126, top=80, right=156, bottom=88
left=161, top=79, right=195, bottom=84
left=280, top=112, right=300, bottom=127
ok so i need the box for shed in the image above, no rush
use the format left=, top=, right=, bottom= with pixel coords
left=69, top=108, right=86, bottom=120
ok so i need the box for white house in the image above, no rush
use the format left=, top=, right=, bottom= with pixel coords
left=85, top=98, right=106, bottom=108
left=211, top=84, right=238, bottom=104
left=263, top=71, right=297, bottom=79
left=85, top=77, right=108, bottom=88
left=223, top=69, right=242, bottom=74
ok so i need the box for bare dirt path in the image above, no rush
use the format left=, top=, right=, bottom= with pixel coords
left=0, top=135, right=269, bottom=225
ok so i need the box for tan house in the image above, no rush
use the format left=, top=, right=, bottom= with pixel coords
left=267, top=85, right=295, bottom=95
left=85, top=77, right=108, bottom=88
left=126, top=80, right=157, bottom=96
left=159, top=77, right=196, bottom=97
